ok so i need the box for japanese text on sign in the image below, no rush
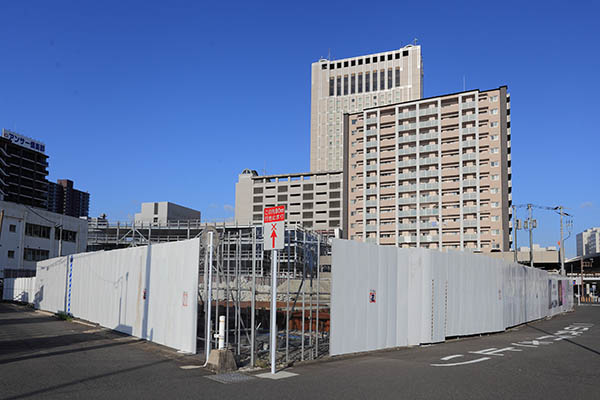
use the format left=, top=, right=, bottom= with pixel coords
left=2, top=130, right=45, bottom=153
left=264, top=205, right=285, bottom=223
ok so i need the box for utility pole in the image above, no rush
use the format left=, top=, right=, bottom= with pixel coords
left=559, top=206, right=565, bottom=276
left=527, top=204, right=534, bottom=268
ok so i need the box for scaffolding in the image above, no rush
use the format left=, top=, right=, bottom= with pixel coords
left=87, top=219, right=332, bottom=367
left=198, top=224, right=331, bottom=368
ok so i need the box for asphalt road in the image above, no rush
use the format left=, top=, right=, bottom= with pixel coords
left=1, top=302, right=598, bottom=399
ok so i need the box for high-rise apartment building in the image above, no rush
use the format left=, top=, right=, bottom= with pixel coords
left=0, top=129, right=49, bottom=209
left=311, top=45, right=423, bottom=172
left=48, top=179, right=90, bottom=218
left=344, top=87, right=512, bottom=252
left=235, top=169, right=343, bottom=234
left=576, top=228, right=600, bottom=257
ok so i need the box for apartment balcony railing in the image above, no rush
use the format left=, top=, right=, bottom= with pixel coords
left=398, top=110, right=417, bottom=120
left=398, top=135, right=417, bottom=144
left=419, top=107, right=438, bottom=116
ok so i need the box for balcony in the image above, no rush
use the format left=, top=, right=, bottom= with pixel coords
left=462, top=166, right=477, bottom=174
left=398, top=223, right=417, bottom=230
left=419, top=144, right=439, bottom=153
left=365, top=213, right=378, bottom=219
left=462, top=153, right=477, bottom=161
left=398, top=172, right=416, bottom=180
left=419, top=157, right=439, bottom=166
left=420, top=195, right=439, bottom=203
left=463, top=219, right=478, bottom=227
left=420, top=208, right=440, bottom=216
left=462, top=192, right=478, bottom=200
left=398, top=147, right=417, bottom=155
left=365, top=188, right=377, bottom=195
left=398, top=184, right=417, bottom=192
left=365, top=225, right=378, bottom=232
left=398, top=197, right=417, bottom=205
left=463, top=179, right=478, bottom=187
left=463, top=126, right=477, bottom=134
left=366, top=152, right=378, bottom=160
left=365, top=176, right=378, bottom=183
left=419, top=169, right=438, bottom=178
left=398, top=159, right=417, bottom=168
left=398, top=135, right=417, bottom=144
left=366, top=140, right=378, bottom=148
left=419, top=131, right=439, bottom=141
left=419, top=182, right=439, bottom=190
left=461, top=101, right=477, bottom=109
left=365, top=200, right=378, bottom=207
left=365, top=165, right=378, bottom=172
left=366, top=117, right=378, bottom=125
left=419, top=107, right=439, bottom=116
left=420, top=234, right=439, bottom=242
left=419, top=119, right=439, bottom=128
left=398, top=209, right=417, bottom=217
left=365, top=129, right=378, bottom=136
left=398, top=110, right=417, bottom=119
left=463, top=206, right=478, bottom=214
left=398, top=123, right=417, bottom=132
left=463, top=233, right=478, bottom=241
left=462, top=139, right=477, bottom=148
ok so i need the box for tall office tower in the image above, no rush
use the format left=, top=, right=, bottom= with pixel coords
left=576, top=228, right=600, bottom=257
left=48, top=179, right=90, bottom=218
left=344, top=87, right=512, bottom=252
left=311, top=45, right=423, bottom=172
left=0, top=129, right=49, bottom=208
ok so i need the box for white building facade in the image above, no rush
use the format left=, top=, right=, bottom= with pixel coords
left=576, top=227, right=600, bottom=257
left=0, top=200, right=88, bottom=277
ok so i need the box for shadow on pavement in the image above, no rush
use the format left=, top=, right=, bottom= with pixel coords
left=0, top=331, right=108, bottom=357
left=0, top=339, right=138, bottom=365
left=527, top=324, right=600, bottom=357
left=0, top=317, right=58, bottom=326
left=3, top=358, right=172, bottom=400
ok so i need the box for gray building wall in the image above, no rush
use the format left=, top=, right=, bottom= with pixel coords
left=134, top=202, right=201, bottom=224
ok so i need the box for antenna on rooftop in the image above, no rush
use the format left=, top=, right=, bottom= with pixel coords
left=328, top=48, right=331, bottom=61
left=463, top=75, right=466, bottom=91
left=413, top=38, right=418, bottom=45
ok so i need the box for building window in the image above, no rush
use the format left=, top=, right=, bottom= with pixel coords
left=491, top=216, right=499, bottom=221
left=491, top=175, right=500, bottom=181
left=351, top=74, right=356, bottom=94
left=329, top=77, right=334, bottom=96
left=490, top=188, right=499, bottom=194
left=336, top=76, right=341, bottom=95
left=395, top=68, right=400, bottom=87
left=491, top=161, right=499, bottom=167
left=492, top=202, right=499, bottom=208
left=491, top=121, right=499, bottom=128
left=8, top=250, right=14, bottom=259
left=491, top=108, right=498, bottom=115
left=343, top=76, right=348, bottom=95
left=492, top=229, right=500, bottom=235
left=491, top=148, right=499, bottom=154
left=154, top=202, right=159, bottom=214
left=372, top=71, right=378, bottom=91
left=365, top=72, right=370, bottom=93
left=24, top=248, right=50, bottom=262
left=9, top=224, right=16, bottom=232
left=379, top=70, right=385, bottom=90
left=490, top=95, right=498, bottom=102
left=358, top=73, right=363, bottom=94
left=490, top=135, right=498, bottom=140
left=55, top=229, right=77, bottom=243
left=25, top=223, right=51, bottom=239
left=387, top=69, right=392, bottom=89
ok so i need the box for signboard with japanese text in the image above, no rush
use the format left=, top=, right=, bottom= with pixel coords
left=2, top=130, right=45, bottom=153
left=263, top=206, right=285, bottom=250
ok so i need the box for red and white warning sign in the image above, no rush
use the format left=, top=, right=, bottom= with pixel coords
left=264, top=206, right=285, bottom=250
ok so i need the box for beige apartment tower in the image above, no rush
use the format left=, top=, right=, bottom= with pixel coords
left=311, top=45, right=423, bottom=173
left=344, top=87, right=512, bottom=252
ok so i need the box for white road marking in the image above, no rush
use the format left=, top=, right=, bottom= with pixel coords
left=180, top=365, right=203, bottom=370
left=441, top=355, right=463, bottom=361
left=431, top=357, right=490, bottom=367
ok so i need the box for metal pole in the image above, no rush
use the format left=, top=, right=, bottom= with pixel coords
left=301, top=231, right=305, bottom=361
left=559, top=206, right=565, bottom=276
left=237, top=232, right=241, bottom=355
left=528, top=204, right=533, bottom=268
left=315, top=235, right=320, bottom=359
left=226, top=232, right=230, bottom=347
left=203, top=232, right=214, bottom=365
left=270, top=249, right=278, bottom=374
left=286, top=226, right=291, bottom=363
left=579, top=258, right=583, bottom=305
left=251, top=226, right=256, bottom=367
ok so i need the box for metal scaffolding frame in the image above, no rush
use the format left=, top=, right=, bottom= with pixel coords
left=87, top=218, right=332, bottom=367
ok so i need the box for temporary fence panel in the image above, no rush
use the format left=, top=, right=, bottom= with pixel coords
left=34, top=239, right=200, bottom=353
left=1, top=277, right=37, bottom=303
left=330, top=239, right=575, bottom=356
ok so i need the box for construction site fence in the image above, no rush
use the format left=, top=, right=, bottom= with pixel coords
left=11, top=239, right=201, bottom=353
left=330, top=239, right=574, bottom=356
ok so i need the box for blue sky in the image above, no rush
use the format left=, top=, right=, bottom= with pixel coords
left=0, top=1, right=598, bottom=257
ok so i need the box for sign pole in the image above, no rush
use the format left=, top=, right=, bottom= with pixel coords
left=270, top=249, right=277, bottom=374
left=263, top=205, right=285, bottom=375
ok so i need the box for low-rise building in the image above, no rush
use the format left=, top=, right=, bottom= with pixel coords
left=235, top=169, right=343, bottom=235
left=0, top=200, right=88, bottom=278
left=134, top=201, right=201, bottom=225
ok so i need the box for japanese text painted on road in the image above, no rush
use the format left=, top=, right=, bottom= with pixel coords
left=264, top=206, right=285, bottom=250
